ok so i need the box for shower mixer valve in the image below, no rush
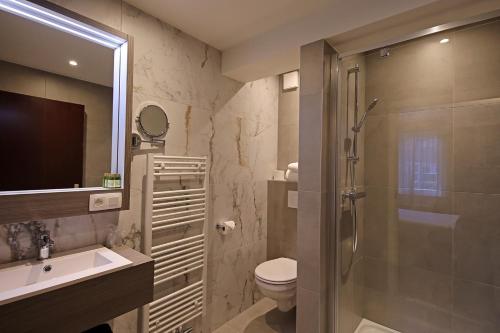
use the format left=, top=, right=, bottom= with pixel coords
left=341, top=189, right=366, bottom=202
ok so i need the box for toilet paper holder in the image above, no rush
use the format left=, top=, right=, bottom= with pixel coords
left=216, top=220, right=236, bottom=234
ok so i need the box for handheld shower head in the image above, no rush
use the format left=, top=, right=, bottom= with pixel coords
left=353, top=98, right=378, bottom=132
left=367, top=98, right=379, bottom=111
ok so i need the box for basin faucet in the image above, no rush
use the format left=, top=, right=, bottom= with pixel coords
left=37, top=230, right=54, bottom=260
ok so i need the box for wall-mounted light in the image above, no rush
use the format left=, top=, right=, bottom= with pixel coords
left=0, top=0, right=126, bottom=48
left=68, top=60, right=78, bottom=66
left=439, top=38, right=450, bottom=44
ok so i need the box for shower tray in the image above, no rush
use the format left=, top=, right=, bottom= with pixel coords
left=354, top=319, right=400, bottom=333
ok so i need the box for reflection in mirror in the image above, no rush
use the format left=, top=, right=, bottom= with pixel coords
left=0, top=8, right=115, bottom=191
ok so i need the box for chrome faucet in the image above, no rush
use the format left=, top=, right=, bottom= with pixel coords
left=37, top=230, right=54, bottom=260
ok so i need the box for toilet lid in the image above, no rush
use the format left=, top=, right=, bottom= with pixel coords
left=255, top=258, right=297, bottom=284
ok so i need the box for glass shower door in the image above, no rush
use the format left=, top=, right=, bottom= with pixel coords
left=335, top=16, right=500, bottom=333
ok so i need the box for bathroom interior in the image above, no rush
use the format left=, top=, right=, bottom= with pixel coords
left=0, top=0, right=499, bottom=333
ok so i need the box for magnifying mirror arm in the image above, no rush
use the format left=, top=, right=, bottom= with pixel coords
left=131, top=133, right=165, bottom=147
left=141, top=138, right=165, bottom=145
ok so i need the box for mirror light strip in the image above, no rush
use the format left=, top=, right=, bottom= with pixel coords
left=0, top=0, right=126, bottom=48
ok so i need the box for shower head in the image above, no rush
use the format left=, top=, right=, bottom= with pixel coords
left=352, top=98, right=378, bottom=132
left=367, top=98, right=379, bottom=112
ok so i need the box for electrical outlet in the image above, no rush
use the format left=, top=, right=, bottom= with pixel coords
left=89, top=192, right=122, bottom=211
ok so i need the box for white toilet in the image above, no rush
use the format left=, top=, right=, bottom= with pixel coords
left=254, top=257, right=297, bottom=312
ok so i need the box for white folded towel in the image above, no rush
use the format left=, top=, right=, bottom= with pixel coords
left=285, top=169, right=298, bottom=182
left=287, top=162, right=298, bottom=172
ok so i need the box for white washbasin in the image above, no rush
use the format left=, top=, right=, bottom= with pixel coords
left=0, top=246, right=132, bottom=303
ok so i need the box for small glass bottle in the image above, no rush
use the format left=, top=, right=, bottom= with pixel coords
left=115, top=173, right=121, bottom=188
left=102, top=173, right=109, bottom=188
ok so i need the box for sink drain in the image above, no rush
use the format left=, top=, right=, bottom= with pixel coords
left=43, top=264, right=52, bottom=272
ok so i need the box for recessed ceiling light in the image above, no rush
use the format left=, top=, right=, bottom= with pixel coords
left=440, top=38, right=450, bottom=44
left=68, top=60, right=78, bottom=66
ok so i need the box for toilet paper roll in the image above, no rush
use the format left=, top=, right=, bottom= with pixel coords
left=216, top=220, right=236, bottom=235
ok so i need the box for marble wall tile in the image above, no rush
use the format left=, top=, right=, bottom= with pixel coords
left=207, top=77, right=278, bottom=330
left=0, top=213, right=119, bottom=263
left=121, top=3, right=242, bottom=114
left=206, top=239, right=267, bottom=330
left=3, top=2, right=280, bottom=332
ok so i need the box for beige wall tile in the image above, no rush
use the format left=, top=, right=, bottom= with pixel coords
left=453, top=278, right=500, bottom=326
left=453, top=192, right=500, bottom=287
left=398, top=265, right=452, bottom=309
left=298, top=92, right=326, bottom=192
left=361, top=18, right=500, bottom=333
left=277, top=77, right=299, bottom=170
left=267, top=180, right=297, bottom=260
left=365, top=32, right=453, bottom=115
left=452, top=19, right=500, bottom=103
left=297, top=191, right=326, bottom=292
left=296, top=287, right=321, bottom=333
left=363, top=187, right=394, bottom=261
left=453, top=99, right=500, bottom=194
left=452, top=315, right=497, bottom=333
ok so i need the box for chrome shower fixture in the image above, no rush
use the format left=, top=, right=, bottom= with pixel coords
left=344, top=64, right=379, bottom=254
left=347, top=64, right=360, bottom=73
left=352, top=98, right=378, bottom=132
left=380, top=47, right=390, bottom=57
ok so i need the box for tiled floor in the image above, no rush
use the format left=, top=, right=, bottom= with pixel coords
left=213, top=298, right=296, bottom=333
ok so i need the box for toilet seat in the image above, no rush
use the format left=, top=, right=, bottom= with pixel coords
left=255, top=258, right=296, bottom=285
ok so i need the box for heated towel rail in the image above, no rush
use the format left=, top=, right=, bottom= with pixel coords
left=141, top=154, right=208, bottom=333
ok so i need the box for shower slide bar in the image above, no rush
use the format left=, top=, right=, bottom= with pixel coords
left=344, top=65, right=379, bottom=254
left=142, top=154, right=208, bottom=333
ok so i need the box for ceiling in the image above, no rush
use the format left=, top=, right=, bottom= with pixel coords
left=125, top=0, right=332, bottom=50
left=0, top=10, right=114, bottom=87
left=127, top=0, right=458, bottom=81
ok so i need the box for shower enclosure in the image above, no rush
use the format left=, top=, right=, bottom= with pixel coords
left=333, top=14, right=500, bottom=333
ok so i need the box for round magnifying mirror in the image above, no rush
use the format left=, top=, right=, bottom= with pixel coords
left=137, top=105, right=169, bottom=138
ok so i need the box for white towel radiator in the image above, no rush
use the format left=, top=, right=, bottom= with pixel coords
left=141, top=154, right=208, bottom=333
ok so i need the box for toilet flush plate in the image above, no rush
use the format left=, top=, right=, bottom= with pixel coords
left=287, top=191, right=298, bottom=209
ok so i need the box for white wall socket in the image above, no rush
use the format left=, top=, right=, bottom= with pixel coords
left=89, top=192, right=122, bottom=211
left=287, top=190, right=298, bottom=209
